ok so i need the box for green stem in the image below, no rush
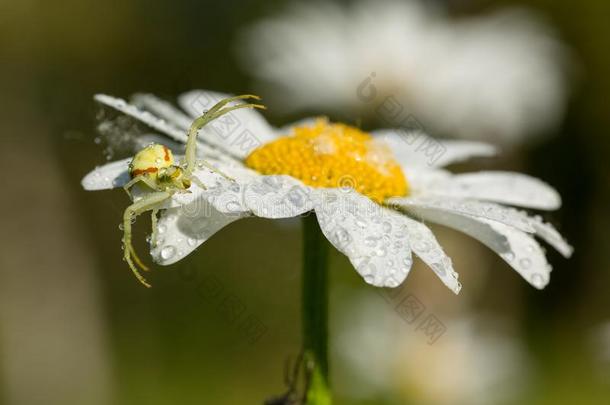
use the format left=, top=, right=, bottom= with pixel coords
left=302, top=214, right=332, bottom=405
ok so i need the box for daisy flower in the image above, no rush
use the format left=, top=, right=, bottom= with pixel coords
left=82, top=89, right=571, bottom=403
left=82, top=90, right=572, bottom=293
left=238, top=0, right=570, bottom=144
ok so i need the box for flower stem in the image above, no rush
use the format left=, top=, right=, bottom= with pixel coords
left=301, top=214, right=332, bottom=405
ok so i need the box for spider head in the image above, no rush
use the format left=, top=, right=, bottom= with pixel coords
left=129, top=144, right=174, bottom=181
left=158, top=166, right=191, bottom=189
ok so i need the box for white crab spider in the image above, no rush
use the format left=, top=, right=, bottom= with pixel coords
left=121, top=95, right=265, bottom=287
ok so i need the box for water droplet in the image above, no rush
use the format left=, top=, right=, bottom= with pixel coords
left=334, top=227, right=350, bottom=245
left=386, top=277, right=400, bottom=288
left=364, top=236, right=377, bottom=247
left=414, top=241, right=430, bottom=252
left=520, top=258, right=532, bottom=269
left=355, top=218, right=367, bottom=229
left=187, top=238, right=198, bottom=247
left=375, top=247, right=387, bottom=257
left=531, top=273, right=545, bottom=288
left=157, top=225, right=167, bottom=234
left=160, top=245, right=176, bottom=260
left=382, top=221, right=392, bottom=233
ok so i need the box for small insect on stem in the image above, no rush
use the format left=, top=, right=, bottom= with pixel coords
left=120, top=95, right=265, bottom=287
left=264, top=351, right=313, bottom=405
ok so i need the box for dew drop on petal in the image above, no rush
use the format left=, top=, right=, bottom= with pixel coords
left=386, top=277, right=400, bottom=288
left=364, top=236, right=377, bottom=247
left=160, top=245, right=176, bottom=260
left=382, top=221, right=392, bottom=233
left=355, top=218, right=367, bottom=229
left=375, top=247, right=387, bottom=257
left=157, top=225, right=167, bottom=234
left=187, top=238, right=198, bottom=247
left=520, top=258, right=532, bottom=269
left=531, top=273, right=545, bottom=288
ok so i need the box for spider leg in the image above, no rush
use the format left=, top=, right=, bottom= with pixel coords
left=300, top=356, right=315, bottom=404
left=122, top=191, right=172, bottom=287
left=189, top=175, right=208, bottom=190
left=129, top=245, right=149, bottom=272
left=123, top=175, right=161, bottom=198
left=150, top=208, right=160, bottom=247
left=184, top=96, right=265, bottom=174
left=201, top=94, right=261, bottom=117
left=196, top=160, right=234, bottom=182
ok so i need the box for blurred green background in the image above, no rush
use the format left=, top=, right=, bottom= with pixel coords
left=0, top=0, right=609, bottom=404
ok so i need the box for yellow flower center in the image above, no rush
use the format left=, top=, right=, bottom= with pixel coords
left=245, top=119, right=408, bottom=203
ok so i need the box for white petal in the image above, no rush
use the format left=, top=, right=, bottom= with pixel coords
left=81, top=158, right=130, bottom=190
left=402, top=207, right=552, bottom=289
left=242, top=175, right=315, bottom=218
left=150, top=202, right=246, bottom=265
left=94, top=94, right=188, bottom=143
left=400, top=216, right=461, bottom=294
left=529, top=215, right=573, bottom=258
left=314, top=189, right=413, bottom=288
left=276, top=116, right=320, bottom=135
left=374, top=129, right=497, bottom=168
left=131, top=93, right=193, bottom=130
left=418, top=171, right=561, bottom=210
left=391, top=196, right=535, bottom=233
left=134, top=134, right=186, bottom=153
left=178, top=90, right=277, bottom=159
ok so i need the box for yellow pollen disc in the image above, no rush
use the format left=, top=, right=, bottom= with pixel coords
left=245, top=119, right=408, bottom=203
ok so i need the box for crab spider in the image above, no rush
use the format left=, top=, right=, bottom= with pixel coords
left=121, top=94, right=265, bottom=287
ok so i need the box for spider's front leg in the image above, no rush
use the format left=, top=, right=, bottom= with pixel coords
left=183, top=95, right=265, bottom=174
left=123, top=174, right=162, bottom=198
left=122, top=191, right=173, bottom=287
left=195, top=159, right=234, bottom=182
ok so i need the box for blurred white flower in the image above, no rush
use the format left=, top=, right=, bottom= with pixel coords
left=239, top=0, right=571, bottom=145
left=334, top=291, right=530, bottom=404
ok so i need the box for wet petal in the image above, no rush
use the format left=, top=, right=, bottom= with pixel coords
left=390, top=196, right=535, bottom=233
left=402, top=207, right=552, bottom=289
left=242, top=175, right=315, bottom=218
left=132, top=93, right=193, bottom=130
left=81, top=158, right=130, bottom=190
left=94, top=94, right=188, bottom=143
left=401, top=216, right=461, bottom=294
left=150, top=202, right=246, bottom=265
left=418, top=171, right=561, bottom=210
left=375, top=129, right=497, bottom=168
left=529, top=215, right=573, bottom=258
left=314, top=189, right=413, bottom=288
